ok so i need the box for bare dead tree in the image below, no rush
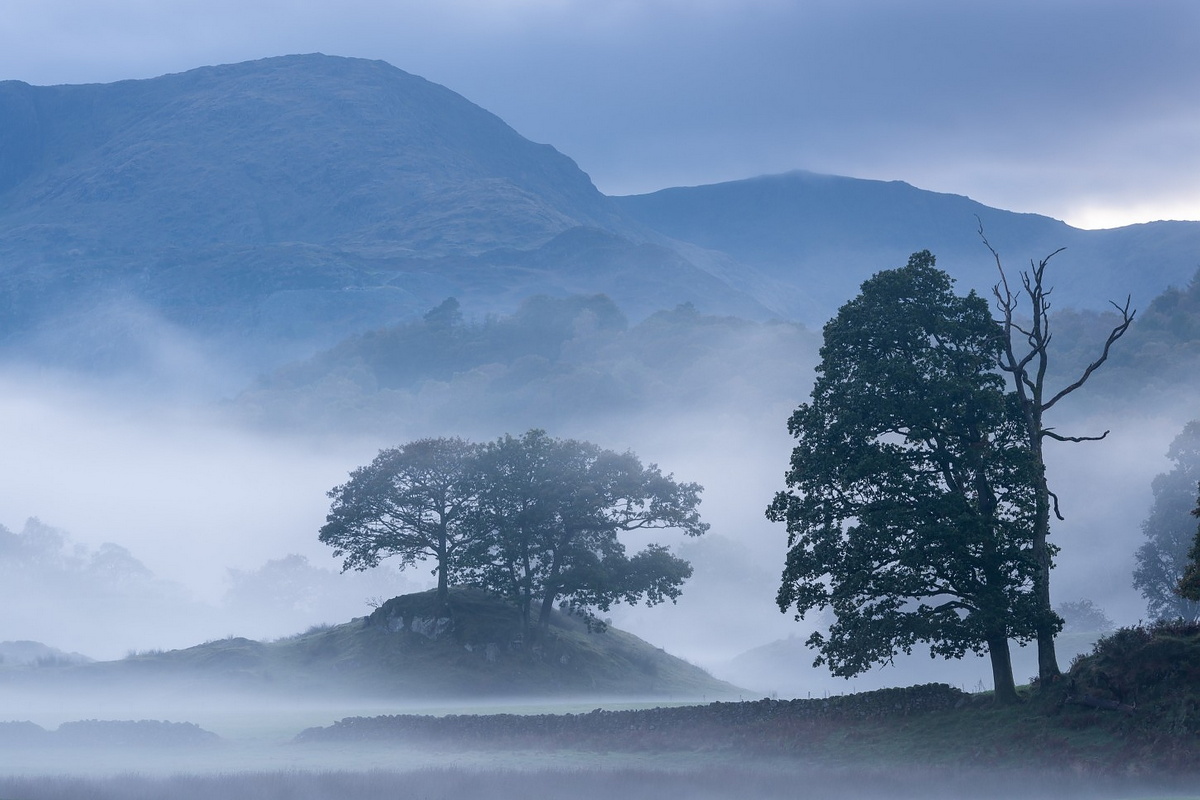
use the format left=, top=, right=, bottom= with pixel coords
left=982, top=224, right=1134, bottom=682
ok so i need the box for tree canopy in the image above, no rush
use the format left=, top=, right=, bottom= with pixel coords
left=767, top=251, right=1044, bottom=703
left=1179, top=497, right=1200, bottom=603
left=320, top=430, right=707, bottom=632
left=320, top=437, right=485, bottom=604
left=462, top=430, right=706, bottom=631
left=1134, top=421, right=1200, bottom=621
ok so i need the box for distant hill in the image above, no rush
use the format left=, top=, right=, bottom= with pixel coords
left=234, top=293, right=817, bottom=436
left=616, top=171, right=1200, bottom=324
left=1, top=588, right=739, bottom=700
left=0, top=640, right=92, bottom=668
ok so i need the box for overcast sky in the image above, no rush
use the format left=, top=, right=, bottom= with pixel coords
left=2, top=1, right=1198, bottom=229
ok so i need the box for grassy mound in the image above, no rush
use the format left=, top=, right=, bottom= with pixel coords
left=7, top=588, right=738, bottom=701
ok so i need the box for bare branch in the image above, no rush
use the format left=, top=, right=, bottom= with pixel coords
left=1048, top=488, right=1064, bottom=521
left=1043, top=295, right=1135, bottom=411
left=1043, top=429, right=1111, bottom=444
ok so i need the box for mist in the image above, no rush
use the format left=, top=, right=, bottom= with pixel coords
left=1, top=294, right=1196, bottom=800
left=1, top=294, right=1190, bottom=691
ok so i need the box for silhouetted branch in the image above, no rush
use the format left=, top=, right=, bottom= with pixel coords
left=1044, top=429, right=1110, bottom=443
left=1043, top=296, right=1135, bottom=411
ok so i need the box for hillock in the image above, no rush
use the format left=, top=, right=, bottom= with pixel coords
left=0, top=719, right=218, bottom=748
left=9, top=588, right=737, bottom=701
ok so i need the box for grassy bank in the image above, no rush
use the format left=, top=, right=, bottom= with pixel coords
left=294, top=621, right=1200, bottom=776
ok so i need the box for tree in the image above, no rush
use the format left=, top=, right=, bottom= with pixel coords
left=1133, top=421, right=1200, bottom=620
left=465, top=430, right=707, bottom=633
left=985, top=231, right=1134, bottom=681
left=319, top=437, right=484, bottom=606
left=1054, top=599, right=1115, bottom=634
left=766, top=252, right=1044, bottom=704
left=319, top=430, right=707, bottom=634
left=1178, top=495, right=1200, bottom=602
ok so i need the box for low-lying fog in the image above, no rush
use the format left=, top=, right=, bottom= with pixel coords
left=0, top=296, right=1195, bottom=701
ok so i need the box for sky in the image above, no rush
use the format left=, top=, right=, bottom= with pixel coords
left=1, top=0, right=1198, bottom=230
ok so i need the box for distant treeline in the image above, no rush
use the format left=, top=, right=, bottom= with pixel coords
left=236, top=293, right=817, bottom=433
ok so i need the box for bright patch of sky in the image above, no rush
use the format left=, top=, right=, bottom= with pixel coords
left=1, top=0, right=1197, bottom=228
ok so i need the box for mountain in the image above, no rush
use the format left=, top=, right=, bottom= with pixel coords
left=0, top=54, right=767, bottom=371
left=615, top=171, right=1200, bottom=324
left=3, top=55, right=1200, bottom=379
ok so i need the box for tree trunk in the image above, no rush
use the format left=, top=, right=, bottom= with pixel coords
left=435, top=562, right=449, bottom=606
left=537, top=590, right=558, bottom=631
left=518, top=593, right=531, bottom=637
left=435, top=529, right=449, bottom=609
left=987, top=635, right=1020, bottom=706
left=1030, top=440, right=1062, bottom=682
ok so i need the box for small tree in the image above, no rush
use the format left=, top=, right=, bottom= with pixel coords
left=767, top=252, right=1044, bottom=704
left=1133, top=421, right=1200, bottom=621
left=319, top=437, right=483, bottom=606
left=984, top=230, right=1134, bottom=681
left=1054, top=599, right=1116, bottom=634
left=465, top=430, right=707, bottom=633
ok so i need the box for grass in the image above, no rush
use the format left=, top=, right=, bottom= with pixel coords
left=283, top=623, right=1200, bottom=776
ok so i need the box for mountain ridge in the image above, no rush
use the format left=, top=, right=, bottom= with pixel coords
left=2, top=54, right=1200, bottom=378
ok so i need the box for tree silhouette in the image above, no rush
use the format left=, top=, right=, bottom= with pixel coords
left=984, top=229, right=1134, bottom=681
left=768, top=252, right=1045, bottom=704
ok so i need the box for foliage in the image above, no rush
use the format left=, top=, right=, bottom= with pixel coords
left=463, top=430, right=707, bottom=631
left=320, top=437, right=485, bottom=603
left=1054, top=599, right=1115, bottom=634
left=1132, top=421, right=1200, bottom=621
left=1063, top=619, right=1200, bottom=750
left=321, top=430, right=707, bottom=632
left=767, top=251, right=1044, bottom=702
left=237, top=293, right=817, bottom=436
left=1179, top=492, right=1200, bottom=602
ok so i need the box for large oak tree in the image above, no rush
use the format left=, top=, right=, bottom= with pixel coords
left=767, top=252, right=1046, bottom=704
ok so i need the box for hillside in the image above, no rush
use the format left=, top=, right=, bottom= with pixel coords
left=1, top=588, right=738, bottom=700
left=0, top=54, right=766, bottom=371
left=233, top=293, right=817, bottom=435
left=616, top=171, right=1200, bottom=325
left=4, top=56, right=1200, bottom=382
